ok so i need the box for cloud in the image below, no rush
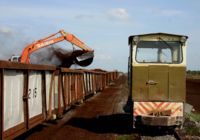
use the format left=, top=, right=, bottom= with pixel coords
left=0, top=26, right=15, bottom=36
left=0, top=26, right=23, bottom=60
left=74, top=14, right=95, bottom=20
left=161, top=10, right=183, bottom=17
left=107, top=8, right=129, bottom=21
left=151, top=9, right=184, bottom=17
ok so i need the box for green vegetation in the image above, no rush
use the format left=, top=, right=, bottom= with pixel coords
left=187, top=70, right=200, bottom=79
left=185, top=127, right=200, bottom=136
left=189, top=113, right=200, bottom=122
left=185, top=112, right=200, bottom=136
left=186, top=112, right=200, bottom=122
left=187, top=70, right=200, bottom=75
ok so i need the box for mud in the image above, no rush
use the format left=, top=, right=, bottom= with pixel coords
left=31, top=47, right=93, bottom=67
left=53, top=48, right=83, bottom=67
left=15, top=74, right=133, bottom=140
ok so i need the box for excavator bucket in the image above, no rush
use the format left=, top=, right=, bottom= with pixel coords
left=74, top=51, right=94, bottom=67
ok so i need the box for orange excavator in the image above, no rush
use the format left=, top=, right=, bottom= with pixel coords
left=10, top=29, right=94, bottom=67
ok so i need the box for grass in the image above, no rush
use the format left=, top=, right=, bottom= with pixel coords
left=186, top=112, right=200, bottom=122
left=185, top=127, right=200, bottom=136
left=185, top=112, right=200, bottom=136
left=187, top=74, right=200, bottom=79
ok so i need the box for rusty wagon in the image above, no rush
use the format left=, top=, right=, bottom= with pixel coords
left=0, top=60, right=118, bottom=140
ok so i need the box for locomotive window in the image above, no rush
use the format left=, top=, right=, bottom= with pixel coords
left=136, top=41, right=182, bottom=63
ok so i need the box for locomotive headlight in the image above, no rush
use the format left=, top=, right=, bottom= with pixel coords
left=180, top=36, right=187, bottom=43
left=133, top=36, right=139, bottom=44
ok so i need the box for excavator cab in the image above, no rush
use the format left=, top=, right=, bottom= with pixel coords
left=9, top=55, right=20, bottom=62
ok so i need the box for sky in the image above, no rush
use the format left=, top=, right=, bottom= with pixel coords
left=0, top=0, right=200, bottom=72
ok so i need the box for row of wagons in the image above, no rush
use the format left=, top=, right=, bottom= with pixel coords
left=0, top=60, right=118, bottom=140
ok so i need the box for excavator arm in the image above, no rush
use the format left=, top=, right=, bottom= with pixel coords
left=20, top=29, right=94, bottom=66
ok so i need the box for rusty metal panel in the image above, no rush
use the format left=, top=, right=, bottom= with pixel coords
left=78, top=75, right=82, bottom=100
left=66, top=74, right=70, bottom=106
left=45, top=71, right=51, bottom=111
left=86, top=73, right=90, bottom=94
left=86, top=73, right=90, bottom=95
left=0, top=60, right=56, bottom=70
left=81, top=74, right=85, bottom=99
left=23, top=70, right=29, bottom=132
left=53, top=75, right=59, bottom=109
left=83, top=73, right=87, bottom=96
left=169, top=66, right=186, bottom=101
left=95, top=75, right=99, bottom=91
left=45, top=71, right=65, bottom=119
left=28, top=71, right=44, bottom=127
left=60, top=68, right=83, bottom=74
left=101, top=74, right=103, bottom=90
left=76, top=75, right=80, bottom=100
left=3, top=70, right=25, bottom=131
left=68, top=74, right=72, bottom=104
left=91, top=74, right=94, bottom=93
left=80, top=74, right=84, bottom=99
left=0, top=69, right=3, bottom=140
left=70, top=74, right=74, bottom=103
left=45, top=71, right=55, bottom=115
left=103, top=74, right=106, bottom=88
left=132, top=66, right=149, bottom=100
left=75, top=75, right=78, bottom=100
left=96, top=75, right=99, bottom=91
left=92, top=74, right=95, bottom=93
left=94, top=74, right=97, bottom=92
left=77, top=74, right=83, bottom=101
left=73, top=75, right=77, bottom=101
left=90, top=74, right=94, bottom=93
left=67, top=75, right=70, bottom=106
left=63, top=74, right=68, bottom=107
left=98, top=74, right=102, bottom=91
left=62, top=74, right=68, bottom=107
left=58, top=74, right=64, bottom=115
left=87, top=73, right=91, bottom=93
left=74, top=74, right=77, bottom=102
left=41, top=71, right=47, bottom=119
left=148, top=65, right=169, bottom=101
left=0, top=69, right=2, bottom=140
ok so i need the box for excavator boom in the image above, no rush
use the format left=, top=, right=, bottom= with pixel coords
left=19, top=30, right=94, bottom=67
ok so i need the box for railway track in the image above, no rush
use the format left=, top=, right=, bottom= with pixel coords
left=173, top=130, right=181, bottom=140
left=138, top=127, right=181, bottom=140
left=12, top=74, right=199, bottom=140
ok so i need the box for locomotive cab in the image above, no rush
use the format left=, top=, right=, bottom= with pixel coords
left=128, top=33, right=188, bottom=126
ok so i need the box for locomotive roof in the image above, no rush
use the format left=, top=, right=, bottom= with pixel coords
left=128, top=32, right=188, bottom=45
